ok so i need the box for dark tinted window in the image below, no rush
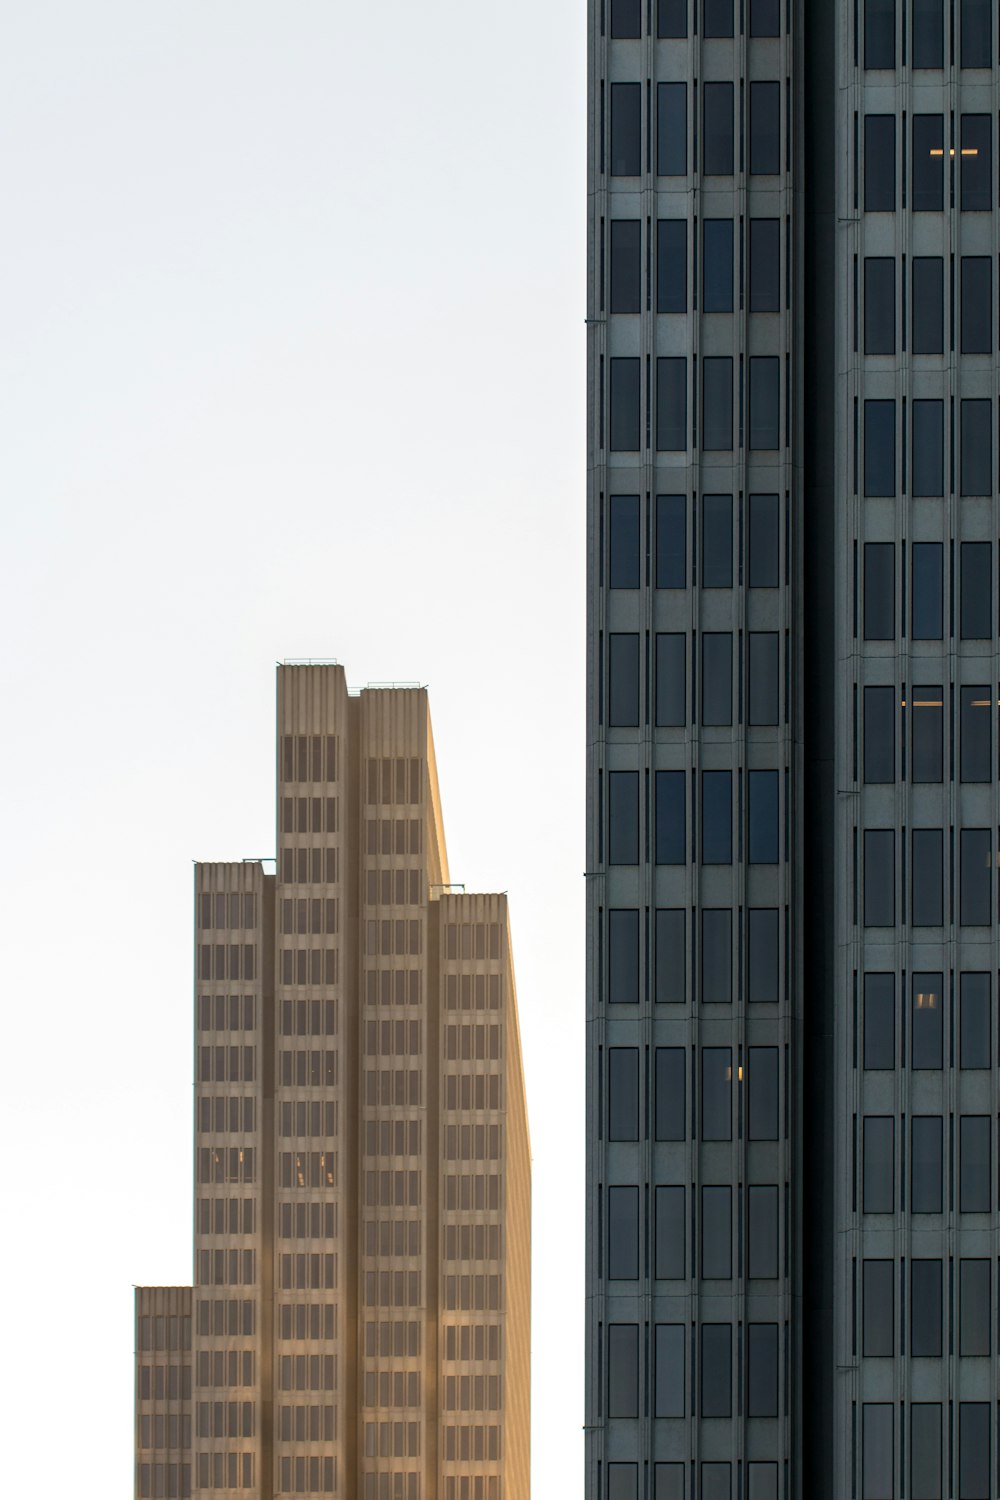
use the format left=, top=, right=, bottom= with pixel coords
left=749, top=633, right=779, bottom=725
left=610, top=220, right=641, bottom=313
left=700, top=1325, right=732, bottom=1417
left=607, top=1324, right=639, bottom=1416
left=960, top=542, right=992, bottom=639
left=959, top=1260, right=991, bottom=1355
left=960, top=685, right=991, bottom=782
left=749, top=357, right=780, bottom=450
left=749, top=219, right=780, bottom=311
left=748, top=1046, right=779, bottom=1140
left=702, top=494, right=733, bottom=586
left=609, top=495, right=640, bottom=588
left=655, top=1185, right=685, bottom=1278
left=959, top=1116, right=991, bottom=1212
left=701, top=1185, right=731, bottom=1277
left=911, top=399, right=944, bottom=496
left=864, top=257, right=895, bottom=353
left=702, top=632, right=732, bottom=726
left=610, top=1465, right=637, bottom=1500
left=610, top=0, right=642, bottom=36
left=748, top=908, right=779, bottom=1003
left=656, top=770, right=686, bottom=865
left=865, top=115, right=896, bottom=211
left=658, top=0, right=687, bottom=37
left=864, top=543, right=895, bottom=639
left=657, top=358, right=687, bottom=451
left=749, top=0, right=780, bottom=33
left=863, top=1410, right=894, bottom=1500
left=608, top=909, right=640, bottom=1005
left=960, top=828, right=992, bottom=925
left=911, top=1259, right=943, bottom=1354
left=656, top=494, right=686, bottom=588
left=864, top=830, right=895, bottom=926
left=864, top=399, right=896, bottom=495
left=607, top=1186, right=639, bottom=1279
left=608, top=1048, right=639, bottom=1140
left=864, top=973, right=895, bottom=1069
left=961, top=256, right=992, bottom=353
left=703, top=83, right=734, bottom=176
left=749, top=82, right=780, bottom=175
left=658, top=220, right=687, bottom=312
left=912, top=256, right=944, bottom=352
left=911, top=685, right=943, bottom=782
left=863, top=1260, right=894, bottom=1355
left=863, top=1116, right=894, bottom=1212
left=701, top=1047, right=732, bottom=1140
left=701, top=908, right=731, bottom=1003
left=747, top=1185, right=778, bottom=1277
left=959, top=1405, right=990, bottom=1500
left=702, top=770, right=732, bottom=864
left=864, top=685, right=895, bottom=783
left=704, top=0, right=734, bottom=36
left=960, top=973, right=991, bottom=1069
left=748, top=769, right=779, bottom=864
left=912, top=1115, right=943, bottom=1213
left=911, top=543, right=943, bottom=640
left=657, top=84, right=687, bottom=176
left=655, top=908, right=685, bottom=1005
left=610, top=357, right=640, bottom=451
left=703, top=220, right=733, bottom=312
left=749, top=494, right=780, bottom=586
left=911, top=1407, right=942, bottom=1500
left=611, top=84, right=642, bottom=176
left=608, top=633, right=640, bottom=726
left=912, top=115, right=944, bottom=210
left=911, top=828, right=943, bottom=927
left=912, top=0, right=944, bottom=67
left=655, top=1324, right=685, bottom=1417
left=961, top=0, right=992, bottom=67
left=912, top=971, right=944, bottom=1068
left=703, top=357, right=733, bottom=450
left=608, top=771, right=639, bottom=864
left=655, top=1047, right=686, bottom=1141
left=866, top=0, right=895, bottom=67
left=961, top=115, right=992, bottom=210
left=746, top=1324, right=778, bottom=1417
left=960, top=398, right=992, bottom=495
left=656, top=633, right=686, bottom=727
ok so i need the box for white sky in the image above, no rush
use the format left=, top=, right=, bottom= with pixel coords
left=0, top=3, right=584, bottom=1492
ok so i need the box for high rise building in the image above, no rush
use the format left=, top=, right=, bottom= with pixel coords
left=587, top=3, right=1000, bottom=1499
left=135, top=664, right=530, bottom=1500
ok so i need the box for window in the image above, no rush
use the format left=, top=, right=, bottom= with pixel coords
left=607, top=1325, right=639, bottom=1416
left=607, top=1186, right=639, bottom=1278
left=701, top=1185, right=731, bottom=1278
left=608, top=634, right=640, bottom=726
left=911, top=543, right=943, bottom=639
left=961, top=257, right=992, bottom=353
left=866, top=0, right=895, bottom=66
left=960, top=828, right=991, bottom=925
left=747, top=1325, right=778, bottom=1417
left=749, top=357, right=780, bottom=449
left=912, top=1115, right=943, bottom=1213
left=703, top=220, right=733, bottom=312
left=864, top=258, right=895, bottom=353
left=865, top=115, right=896, bottom=211
left=658, top=0, right=688, bottom=38
left=863, top=1260, right=894, bottom=1356
left=749, top=494, right=780, bottom=586
left=749, top=82, right=780, bottom=175
left=864, top=974, right=896, bottom=1069
left=864, top=685, right=895, bottom=784
left=655, top=1325, right=685, bottom=1417
left=657, top=358, right=687, bottom=450
left=658, top=220, right=687, bottom=312
left=656, top=770, right=686, bottom=864
left=655, top=908, right=685, bottom=1004
left=959, top=1260, right=991, bottom=1355
left=748, top=770, right=779, bottom=864
left=702, top=494, right=733, bottom=586
left=609, top=495, right=640, bottom=588
left=912, top=115, right=944, bottom=210
left=912, top=257, right=944, bottom=352
left=611, top=83, right=642, bottom=176
left=748, top=1046, right=779, bottom=1140
left=749, top=220, right=780, bottom=311
left=655, top=1467, right=685, bottom=1500
left=911, top=972, right=943, bottom=1068
left=657, top=494, right=686, bottom=588
left=748, top=1467, right=778, bottom=1500
left=701, top=1047, right=732, bottom=1140
left=960, top=542, right=991, bottom=639
left=863, top=1406, right=893, bottom=1500
left=864, top=830, right=895, bottom=926
left=961, top=0, right=992, bottom=67
left=960, top=685, right=991, bottom=782
left=960, top=398, right=992, bottom=495
left=911, top=1259, right=943, bottom=1355
left=912, top=0, right=944, bottom=68
left=702, top=633, right=732, bottom=725
left=610, top=220, right=641, bottom=313
left=961, top=115, right=992, bottom=210
left=703, top=83, right=734, bottom=176
left=911, top=685, right=943, bottom=782
left=702, top=770, right=732, bottom=864
left=750, top=0, right=779, bottom=32
left=656, top=634, right=686, bottom=726
left=610, top=0, right=641, bottom=36
left=911, top=399, right=943, bottom=496
left=864, top=399, right=895, bottom=495
left=748, top=908, right=779, bottom=1003
left=863, top=1115, right=894, bottom=1212
left=864, top=543, right=895, bottom=639
left=959, top=1115, right=990, bottom=1211
left=700, top=1325, right=731, bottom=1417
left=701, top=908, right=732, bottom=1003
left=610, top=358, right=640, bottom=451
left=608, top=771, right=639, bottom=864
left=703, top=357, right=733, bottom=450
left=657, top=83, right=688, bottom=176
left=608, top=909, right=639, bottom=1005
left=911, top=825, right=944, bottom=921
left=655, top=1047, right=686, bottom=1140
left=960, top=973, right=991, bottom=1069
left=655, top=1185, right=685, bottom=1279
left=911, top=1405, right=942, bottom=1500
left=959, top=1405, right=990, bottom=1500
left=748, top=1184, right=779, bottom=1277
left=609, top=1467, right=638, bottom=1500
left=608, top=1049, right=640, bottom=1140
left=701, top=1467, right=731, bottom=1500
left=704, top=0, right=733, bottom=36
left=749, top=633, right=779, bottom=725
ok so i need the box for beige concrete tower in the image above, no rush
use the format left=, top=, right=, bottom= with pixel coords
left=134, top=663, right=530, bottom=1500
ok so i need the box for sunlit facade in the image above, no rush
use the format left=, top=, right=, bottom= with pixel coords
left=135, top=664, right=530, bottom=1500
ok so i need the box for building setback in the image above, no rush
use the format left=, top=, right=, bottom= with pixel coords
left=588, top=3, right=1000, bottom=1500
left=135, top=664, right=530, bottom=1500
